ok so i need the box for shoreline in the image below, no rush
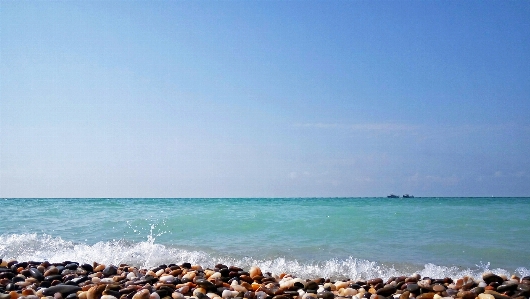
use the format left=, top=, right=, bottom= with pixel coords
left=1, top=260, right=529, bottom=299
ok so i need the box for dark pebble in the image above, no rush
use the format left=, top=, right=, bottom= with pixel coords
left=483, top=273, right=505, bottom=285
left=317, top=291, right=334, bottom=299
left=470, top=286, right=485, bottom=295
left=103, top=265, right=118, bottom=277
left=45, top=274, right=64, bottom=282
left=368, top=278, right=384, bottom=286
left=517, top=283, right=530, bottom=294
left=305, top=281, right=319, bottom=291
left=65, top=263, right=79, bottom=270
left=5, top=283, right=17, bottom=291
left=29, top=267, right=44, bottom=281
left=377, top=285, right=397, bottom=297
left=65, top=293, right=78, bottom=299
left=12, top=276, right=24, bottom=283
left=80, top=264, right=94, bottom=273
left=42, top=285, right=82, bottom=296
left=406, top=283, right=420, bottom=293
left=497, top=282, right=518, bottom=293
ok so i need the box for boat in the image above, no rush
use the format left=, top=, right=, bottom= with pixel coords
left=402, top=194, right=414, bottom=198
left=387, top=194, right=399, bottom=198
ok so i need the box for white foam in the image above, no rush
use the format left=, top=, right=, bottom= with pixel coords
left=1, top=233, right=527, bottom=280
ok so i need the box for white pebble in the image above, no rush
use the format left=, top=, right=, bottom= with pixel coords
left=172, top=292, right=184, bottom=299
left=255, top=291, right=267, bottom=299
left=335, top=281, right=349, bottom=290
left=221, top=290, right=233, bottom=299
left=100, top=278, right=114, bottom=284
left=339, top=288, right=358, bottom=296
left=92, top=277, right=101, bottom=284
left=101, top=296, right=118, bottom=299
left=159, top=275, right=175, bottom=283
left=150, top=293, right=160, bottom=299
left=232, top=284, right=247, bottom=293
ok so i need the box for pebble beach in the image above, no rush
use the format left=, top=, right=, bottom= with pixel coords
left=1, top=260, right=529, bottom=299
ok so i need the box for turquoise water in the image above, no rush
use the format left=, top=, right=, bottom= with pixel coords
left=1, top=197, right=529, bottom=279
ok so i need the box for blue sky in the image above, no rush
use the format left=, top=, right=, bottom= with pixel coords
left=1, top=1, right=529, bottom=197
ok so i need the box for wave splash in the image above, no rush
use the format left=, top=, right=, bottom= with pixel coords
left=1, top=233, right=528, bottom=280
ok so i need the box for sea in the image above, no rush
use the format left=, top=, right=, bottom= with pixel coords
left=1, top=197, right=529, bottom=280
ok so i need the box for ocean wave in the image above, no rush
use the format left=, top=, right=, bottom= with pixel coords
left=1, top=233, right=528, bottom=280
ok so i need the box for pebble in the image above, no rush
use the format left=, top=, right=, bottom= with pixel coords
left=1, top=260, right=529, bottom=299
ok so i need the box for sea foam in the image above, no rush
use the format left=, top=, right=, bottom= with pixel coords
left=1, top=233, right=528, bottom=280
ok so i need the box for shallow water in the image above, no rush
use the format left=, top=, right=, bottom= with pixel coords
left=1, top=197, right=529, bottom=279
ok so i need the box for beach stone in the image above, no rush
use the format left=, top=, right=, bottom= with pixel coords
left=81, top=264, right=94, bottom=273
left=498, top=281, right=518, bottom=292
left=133, top=290, right=151, bottom=299
left=517, top=283, right=530, bottom=294
left=87, top=284, right=106, bottom=299
left=457, top=291, right=475, bottom=299
left=94, top=264, right=106, bottom=272
left=43, top=285, right=82, bottom=296
left=367, top=279, right=383, bottom=286
left=400, top=290, right=410, bottom=299
left=446, top=289, right=458, bottom=297
left=406, top=284, right=420, bottom=293
left=478, top=294, right=495, bottom=299
left=484, top=290, right=510, bottom=299
left=29, top=267, right=44, bottom=281
left=417, top=293, right=435, bottom=299
left=317, top=291, right=334, bottom=299
left=103, top=266, right=118, bottom=277
left=483, top=274, right=504, bottom=285
left=432, top=285, right=445, bottom=293
left=249, top=267, right=262, bottom=279
left=471, top=287, right=485, bottom=295
left=306, top=281, right=319, bottom=291
left=65, top=263, right=78, bottom=270
left=45, top=267, right=60, bottom=277
left=376, top=285, right=396, bottom=297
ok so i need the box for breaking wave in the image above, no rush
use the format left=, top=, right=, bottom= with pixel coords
left=1, top=233, right=528, bottom=280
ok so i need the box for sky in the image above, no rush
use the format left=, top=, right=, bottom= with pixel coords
left=1, top=1, right=529, bottom=198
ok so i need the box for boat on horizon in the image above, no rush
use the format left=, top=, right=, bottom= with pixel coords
left=387, top=194, right=399, bottom=198
left=402, top=194, right=414, bottom=198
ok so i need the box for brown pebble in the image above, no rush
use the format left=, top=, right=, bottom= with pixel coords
left=458, top=291, right=476, bottom=299
left=484, top=290, right=511, bottom=299
left=417, top=292, right=435, bottom=299
left=94, top=264, right=106, bottom=272
left=87, top=284, right=107, bottom=299
left=400, top=290, right=410, bottom=299
left=368, top=278, right=383, bottom=286
left=132, top=289, right=151, bottom=299
left=432, top=285, right=446, bottom=292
